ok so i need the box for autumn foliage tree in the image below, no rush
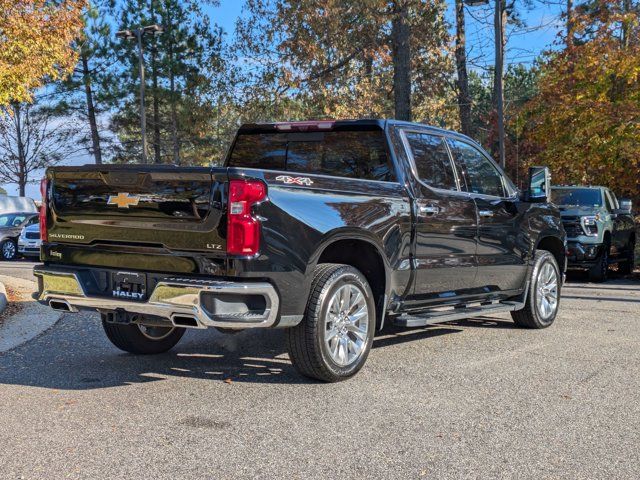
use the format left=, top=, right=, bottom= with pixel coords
left=520, top=0, right=640, bottom=201
left=0, top=0, right=86, bottom=106
left=236, top=0, right=453, bottom=124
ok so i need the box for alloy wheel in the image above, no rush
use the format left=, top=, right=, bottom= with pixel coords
left=324, top=283, right=369, bottom=367
left=535, top=261, right=559, bottom=320
left=2, top=241, right=16, bottom=260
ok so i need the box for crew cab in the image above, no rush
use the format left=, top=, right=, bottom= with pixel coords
left=35, top=120, right=566, bottom=382
left=551, top=186, right=635, bottom=282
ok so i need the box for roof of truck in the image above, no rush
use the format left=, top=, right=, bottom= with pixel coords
left=238, top=119, right=475, bottom=143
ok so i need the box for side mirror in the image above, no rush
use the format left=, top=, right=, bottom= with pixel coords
left=617, top=199, right=633, bottom=215
left=527, top=166, right=551, bottom=203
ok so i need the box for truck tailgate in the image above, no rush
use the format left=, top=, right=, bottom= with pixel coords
left=45, top=165, right=228, bottom=272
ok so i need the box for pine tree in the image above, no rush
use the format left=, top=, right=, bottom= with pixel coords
left=111, top=0, right=230, bottom=165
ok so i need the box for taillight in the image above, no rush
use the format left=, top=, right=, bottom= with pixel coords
left=39, top=177, right=48, bottom=242
left=227, top=179, right=267, bottom=255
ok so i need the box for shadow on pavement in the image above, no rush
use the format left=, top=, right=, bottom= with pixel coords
left=0, top=313, right=464, bottom=391
left=445, top=316, right=518, bottom=330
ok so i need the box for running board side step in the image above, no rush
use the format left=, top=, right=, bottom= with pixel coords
left=393, top=300, right=525, bottom=328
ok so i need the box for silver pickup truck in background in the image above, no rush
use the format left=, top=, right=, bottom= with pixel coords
left=551, top=186, right=636, bottom=282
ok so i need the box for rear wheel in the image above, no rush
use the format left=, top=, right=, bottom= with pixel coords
left=0, top=239, right=17, bottom=261
left=511, top=250, right=561, bottom=329
left=102, top=315, right=185, bottom=354
left=588, top=242, right=610, bottom=283
left=286, top=264, right=376, bottom=382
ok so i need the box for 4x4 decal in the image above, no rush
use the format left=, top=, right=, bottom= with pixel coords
left=275, top=175, right=314, bottom=186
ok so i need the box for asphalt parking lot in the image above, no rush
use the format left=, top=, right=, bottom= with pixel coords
left=0, top=260, right=638, bottom=479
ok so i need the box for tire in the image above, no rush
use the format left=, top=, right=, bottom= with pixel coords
left=588, top=243, right=610, bottom=283
left=511, top=250, right=561, bottom=329
left=0, top=239, right=17, bottom=261
left=102, top=315, right=185, bottom=354
left=286, top=264, right=376, bottom=382
left=618, top=238, right=636, bottom=275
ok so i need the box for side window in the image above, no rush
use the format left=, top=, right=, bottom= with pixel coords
left=29, top=216, right=39, bottom=225
left=448, top=139, right=505, bottom=197
left=404, top=132, right=457, bottom=191
left=13, top=215, right=27, bottom=226
left=604, top=191, right=615, bottom=212
left=606, top=190, right=619, bottom=210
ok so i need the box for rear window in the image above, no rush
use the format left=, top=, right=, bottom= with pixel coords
left=228, top=129, right=395, bottom=182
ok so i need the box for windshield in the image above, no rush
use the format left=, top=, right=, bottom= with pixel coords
left=551, top=188, right=602, bottom=207
left=0, top=214, right=28, bottom=227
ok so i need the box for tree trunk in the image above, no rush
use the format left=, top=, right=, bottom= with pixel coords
left=81, top=53, right=102, bottom=165
left=13, top=104, right=27, bottom=196
left=455, top=0, right=472, bottom=136
left=493, top=0, right=506, bottom=168
left=566, top=0, right=574, bottom=49
left=391, top=0, right=411, bottom=121
left=150, top=0, right=161, bottom=163
left=169, top=61, right=180, bottom=165
left=622, top=0, right=632, bottom=49
left=151, top=44, right=162, bottom=164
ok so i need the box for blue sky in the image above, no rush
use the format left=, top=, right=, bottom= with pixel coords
left=5, top=0, right=565, bottom=199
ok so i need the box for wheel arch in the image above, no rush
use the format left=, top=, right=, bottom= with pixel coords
left=536, top=234, right=566, bottom=276
left=311, top=231, right=390, bottom=329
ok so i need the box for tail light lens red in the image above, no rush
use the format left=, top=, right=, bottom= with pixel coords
left=39, top=177, right=48, bottom=242
left=227, top=179, right=267, bottom=255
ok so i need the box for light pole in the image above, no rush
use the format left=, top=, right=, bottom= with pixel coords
left=116, top=24, right=164, bottom=164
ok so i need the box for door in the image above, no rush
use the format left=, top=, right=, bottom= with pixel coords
left=401, top=130, right=478, bottom=302
left=605, top=189, right=633, bottom=256
left=447, top=138, right=528, bottom=293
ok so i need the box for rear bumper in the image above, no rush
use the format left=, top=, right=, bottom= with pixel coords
left=34, top=266, right=285, bottom=330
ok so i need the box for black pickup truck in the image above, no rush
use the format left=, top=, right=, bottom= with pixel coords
left=35, top=120, right=566, bottom=382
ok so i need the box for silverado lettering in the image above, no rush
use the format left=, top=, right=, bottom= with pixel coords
left=35, top=119, right=567, bottom=382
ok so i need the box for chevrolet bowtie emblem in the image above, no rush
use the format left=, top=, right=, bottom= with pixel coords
left=107, top=192, right=140, bottom=209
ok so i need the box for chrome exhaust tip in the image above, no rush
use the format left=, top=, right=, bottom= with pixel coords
left=49, top=299, right=72, bottom=312
left=171, top=314, right=201, bottom=329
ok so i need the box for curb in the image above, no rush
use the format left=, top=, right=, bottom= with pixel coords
left=0, top=275, right=63, bottom=354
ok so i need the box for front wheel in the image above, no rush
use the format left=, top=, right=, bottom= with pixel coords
left=286, top=264, right=376, bottom=382
left=588, top=243, right=609, bottom=283
left=102, top=315, right=185, bottom=354
left=0, top=239, right=17, bottom=261
left=511, top=250, right=561, bottom=329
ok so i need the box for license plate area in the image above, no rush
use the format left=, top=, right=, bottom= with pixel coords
left=112, top=271, right=147, bottom=301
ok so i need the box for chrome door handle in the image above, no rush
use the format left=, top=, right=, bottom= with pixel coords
left=478, top=210, right=494, bottom=218
left=419, top=205, right=440, bottom=215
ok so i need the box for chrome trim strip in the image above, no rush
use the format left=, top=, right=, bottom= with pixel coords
left=34, top=267, right=280, bottom=330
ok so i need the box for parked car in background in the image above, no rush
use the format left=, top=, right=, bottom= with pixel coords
left=0, top=212, right=39, bottom=260
left=18, top=223, right=41, bottom=258
left=551, top=186, right=636, bottom=282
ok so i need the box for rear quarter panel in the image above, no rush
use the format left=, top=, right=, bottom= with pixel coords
left=228, top=168, right=413, bottom=317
